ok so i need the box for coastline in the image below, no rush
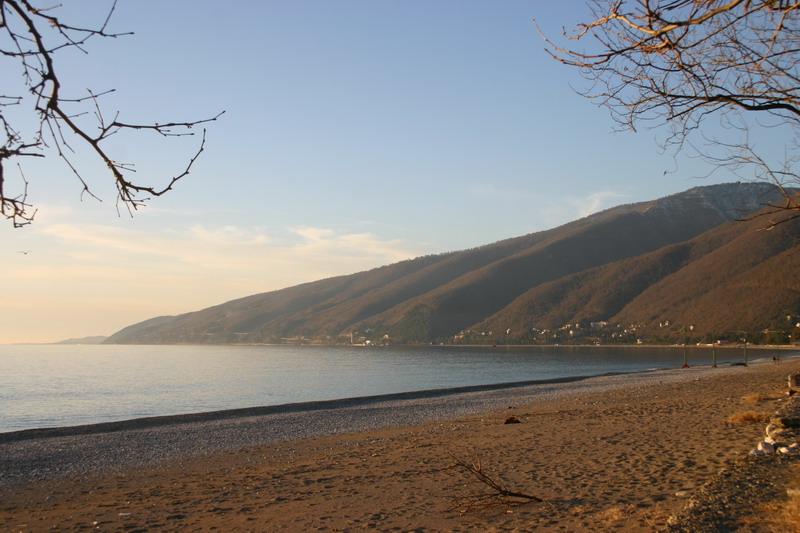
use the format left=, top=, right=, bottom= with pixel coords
left=4, top=343, right=791, bottom=436
left=4, top=349, right=796, bottom=444
left=0, top=367, right=690, bottom=443
left=0, top=364, right=719, bottom=486
left=2, top=358, right=798, bottom=531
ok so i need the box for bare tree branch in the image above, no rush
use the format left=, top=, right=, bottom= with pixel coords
left=540, top=1, right=800, bottom=224
left=0, top=0, right=223, bottom=226
left=448, top=454, right=545, bottom=515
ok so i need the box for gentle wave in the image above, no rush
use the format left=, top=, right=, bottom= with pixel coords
left=0, top=343, right=775, bottom=433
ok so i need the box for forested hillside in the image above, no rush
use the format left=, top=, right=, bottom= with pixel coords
left=105, top=183, right=799, bottom=345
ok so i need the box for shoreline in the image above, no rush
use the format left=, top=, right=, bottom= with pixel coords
left=5, top=346, right=796, bottom=438
left=0, top=358, right=793, bottom=487
left=12, top=341, right=799, bottom=348
left=0, top=366, right=680, bottom=443
left=2, top=358, right=798, bottom=531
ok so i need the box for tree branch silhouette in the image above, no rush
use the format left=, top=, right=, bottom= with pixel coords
left=540, top=0, right=800, bottom=223
left=448, top=454, right=545, bottom=515
left=1, top=0, right=223, bottom=227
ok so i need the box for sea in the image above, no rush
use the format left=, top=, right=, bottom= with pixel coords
left=0, top=343, right=782, bottom=434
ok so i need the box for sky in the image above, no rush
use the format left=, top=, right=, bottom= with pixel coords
left=0, top=1, right=757, bottom=343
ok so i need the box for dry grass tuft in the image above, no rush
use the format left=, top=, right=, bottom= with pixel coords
left=781, top=490, right=800, bottom=533
left=742, top=393, right=781, bottom=404
left=596, top=505, right=631, bottom=527
left=570, top=504, right=594, bottom=516
left=641, top=504, right=673, bottom=530
left=726, top=411, right=770, bottom=424
left=739, top=488, right=800, bottom=532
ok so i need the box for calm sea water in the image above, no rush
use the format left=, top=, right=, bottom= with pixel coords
left=0, top=343, right=767, bottom=433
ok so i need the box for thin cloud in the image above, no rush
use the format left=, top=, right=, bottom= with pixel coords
left=26, top=221, right=422, bottom=289
left=1, top=220, right=426, bottom=342
left=289, top=226, right=416, bottom=263
left=572, top=190, right=629, bottom=218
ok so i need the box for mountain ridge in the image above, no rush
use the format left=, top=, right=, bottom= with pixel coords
left=105, top=183, right=800, bottom=345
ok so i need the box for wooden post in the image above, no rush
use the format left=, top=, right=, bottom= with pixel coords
left=681, top=326, right=689, bottom=368
left=712, top=333, right=717, bottom=368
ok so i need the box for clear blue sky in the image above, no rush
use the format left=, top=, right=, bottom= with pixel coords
left=1, top=1, right=743, bottom=343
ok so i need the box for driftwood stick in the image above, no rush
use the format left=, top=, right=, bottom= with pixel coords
left=448, top=454, right=544, bottom=514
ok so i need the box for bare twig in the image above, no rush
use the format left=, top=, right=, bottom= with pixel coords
left=0, top=0, right=222, bottom=226
left=540, top=1, right=800, bottom=227
left=448, top=454, right=544, bottom=515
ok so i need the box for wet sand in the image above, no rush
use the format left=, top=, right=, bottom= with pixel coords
left=1, top=358, right=797, bottom=532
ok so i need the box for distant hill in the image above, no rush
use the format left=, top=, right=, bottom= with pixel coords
left=105, top=183, right=800, bottom=346
left=56, top=336, right=108, bottom=345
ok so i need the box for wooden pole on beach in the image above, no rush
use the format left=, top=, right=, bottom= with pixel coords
left=712, top=333, right=717, bottom=368
left=743, top=342, right=749, bottom=366
left=681, top=326, right=689, bottom=368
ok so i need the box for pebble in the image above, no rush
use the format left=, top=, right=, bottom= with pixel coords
left=748, top=389, right=800, bottom=456
left=757, top=441, right=775, bottom=454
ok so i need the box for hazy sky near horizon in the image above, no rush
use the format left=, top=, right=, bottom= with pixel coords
left=1, top=1, right=757, bottom=343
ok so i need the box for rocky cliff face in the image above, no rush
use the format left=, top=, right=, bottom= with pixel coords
left=105, top=182, right=798, bottom=345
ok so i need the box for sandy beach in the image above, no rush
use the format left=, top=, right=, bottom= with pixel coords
left=1, top=357, right=798, bottom=532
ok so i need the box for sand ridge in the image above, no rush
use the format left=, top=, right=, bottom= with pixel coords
left=1, top=358, right=797, bottom=531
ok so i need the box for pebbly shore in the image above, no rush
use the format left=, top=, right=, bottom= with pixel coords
left=666, top=375, right=800, bottom=531
left=3, top=358, right=797, bottom=532
left=0, top=363, right=771, bottom=489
